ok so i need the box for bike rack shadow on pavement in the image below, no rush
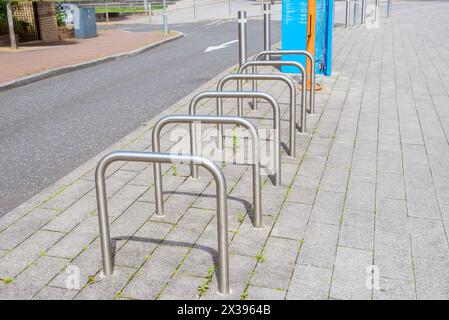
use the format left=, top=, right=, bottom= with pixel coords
left=95, top=151, right=230, bottom=294
left=217, top=73, right=300, bottom=158
left=239, top=61, right=307, bottom=144
left=254, top=50, right=316, bottom=114
left=188, top=91, right=281, bottom=187
left=152, top=114, right=263, bottom=229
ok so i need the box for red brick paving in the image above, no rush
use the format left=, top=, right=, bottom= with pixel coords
left=0, top=30, right=176, bottom=84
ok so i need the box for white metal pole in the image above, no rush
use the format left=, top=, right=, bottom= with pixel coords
left=163, top=0, right=169, bottom=33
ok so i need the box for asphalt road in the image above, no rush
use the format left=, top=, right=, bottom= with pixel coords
left=0, top=18, right=281, bottom=216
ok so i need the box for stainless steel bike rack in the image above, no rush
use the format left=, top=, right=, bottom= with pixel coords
left=152, top=115, right=262, bottom=228
left=239, top=61, right=307, bottom=150
left=95, top=151, right=229, bottom=294
left=189, top=91, right=281, bottom=186
left=217, top=73, right=301, bottom=158
left=253, top=50, right=315, bottom=114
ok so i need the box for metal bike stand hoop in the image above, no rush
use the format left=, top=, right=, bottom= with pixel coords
left=189, top=91, right=281, bottom=187
left=95, top=151, right=230, bottom=294
left=152, top=115, right=263, bottom=228
left=217, top=73, right=300, bottom=158
left=239, top=61, right=307, bottom=144
left=253, top=50, right=316, bottom=114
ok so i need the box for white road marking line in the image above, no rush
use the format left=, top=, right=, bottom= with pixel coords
left=204, top=39, right=238, bottom=53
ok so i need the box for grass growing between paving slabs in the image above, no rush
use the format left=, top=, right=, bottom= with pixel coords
left=197, top=266, right=215, bottom=297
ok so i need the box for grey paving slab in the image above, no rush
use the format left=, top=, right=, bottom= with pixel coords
left=47, top=215, right=99, bottom=259
left=376, top=171, right=406, bottom=201
left=247, top=285, right=286, bottom=300
left=319, top=166, right=350, bottom=194
left=297, top=222, right=340, bottom=270
left=43, top=195, right=97, bottom=233
left=409, top=217, right=449, bottom=259
left=414, top=256, right=449, bottom=300
left=329, top=246, right=373, bottom=300
left=75, top=266, right=135, bottom=300
left=122, top=245, right=190, bottom=300
left=286, top=265, right=332, bottom=300
left=0, top=229, right=64, bottom=278
left=373, top=277, right=416, bottom=300
left=271, top=202, right=311, bottom=240
left=339, top=210, right=374, bottom=251
left=250, top=237, right=299, bottom=290
left=113, top=220, right=173, bottom=268
left=41, top=180, right=94, bottom=212
left=309, top=190, right=346, bottom=226
left=375, top=198, right=409, bottom=234
left=228, top=215, right=275, bottom=258
left=374, top=229, right=414, bottom=282
left=287, top=174, right=320, bottom=205
left=48, top=239, right=103, bottom=290
left=201, top=254, right=255, bottom=300
left=0, top=208, right=60, bottom=250
left=33, top=286, right=78, bottom=300
left=158, top=275, right=205, bottom=300
left=345, top=180, right=376, bottom=212
left=86, top=170, right=139, bottom=199
left=0, top=256, right=69, bottom=300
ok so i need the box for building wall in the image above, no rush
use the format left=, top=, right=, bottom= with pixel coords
left=36, top=1, right=59, bottom=42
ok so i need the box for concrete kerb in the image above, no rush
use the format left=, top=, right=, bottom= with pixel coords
left=0, top=31, right=184, bottom=94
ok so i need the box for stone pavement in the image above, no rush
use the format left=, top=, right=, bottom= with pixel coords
left=0, top=29, right=180, bottom=85
left=1, top=0, right=449, bottom=299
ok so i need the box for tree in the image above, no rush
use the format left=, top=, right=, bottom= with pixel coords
left=6, top=0, right=17, bottom=49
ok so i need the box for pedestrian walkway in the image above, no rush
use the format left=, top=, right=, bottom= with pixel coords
left=0, top=29, right=180, bottom=86
left=1, top=0, right=449, bottom=299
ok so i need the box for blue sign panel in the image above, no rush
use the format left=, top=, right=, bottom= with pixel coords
left=282, top=0, right=334, bottom=76
left=281, top=0, right=308, bottom=73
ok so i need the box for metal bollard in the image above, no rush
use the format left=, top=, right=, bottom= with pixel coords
left=252, top=3, right=272, bottom=110
left=238, top=11, right=248, bottom=114
left=162, top=0, right=169, bottom=34
left=345, top=0, right=350, bottom=28
left=253, top=50, right=315, bottom=114
left=375, top=0, right=379, bottom=21
left=217, top=73, right=299, bottom=158
left=105, top=1, right=109, bottom=23
left=144, top=0, right=148, bottom=21
left=152, top=115, right=262, bottom=228
left=228, top=0, right=232, bottom=17
left=239, top=60, right=307, bottom=143
left=263, top=4, right=271, bottom=59
left=238, top=11, right=248, bottom=67
left=148, top=2, right=152, bottom=23
left=95, top=151, right=230, bottom=294
left=189, top=91, right=281, bottom=186
left=361, top=0, right=366, bottom=24
left=353, top=0, right=358, bottom=25
left=193, top=1, right=198, bottom=21
left=387, top=0, right=392, bottom=18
